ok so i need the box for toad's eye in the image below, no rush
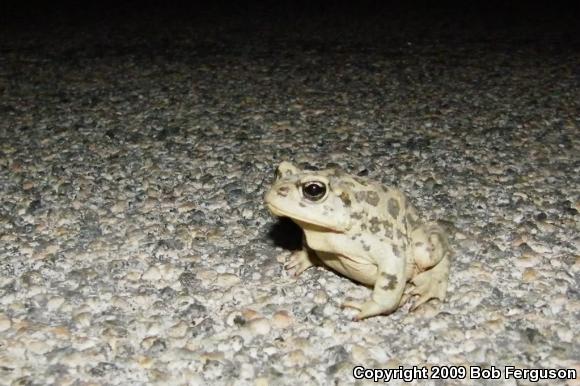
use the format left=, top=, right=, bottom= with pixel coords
left=302, top=181, right=327, bottom=201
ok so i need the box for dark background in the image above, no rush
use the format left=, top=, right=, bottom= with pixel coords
left=2, top=1, right=579, bottom=43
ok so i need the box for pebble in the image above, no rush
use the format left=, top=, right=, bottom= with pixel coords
left=168, top=321, right=189, bottom=338
left=27, top=339, right=51, bottom=355
left=137, top=355, right=154, bottom=369
left=142, top=266, right=162, bottom=281
left=555, top=326, right=574, bottom=343
left=351, top=345, right=371, bottom=364
left=73, top=312, right=92, bottom=328
left=283, top=349, right=308, bottom=367
left=254, top=378, right=270, bottom=386
left=515, top=253, right=542, bottom=268
left=571, top=255, right=580, bottom=272
left=111, top=296, right=130, bottom=310
left=0, top=314, right=12, bottom=332
left=312, top=290, right=328, bottom=304
left=216, top=273, right=241, bottom=287
left=247, top=318, right=271, bottom=336
left=239, top=363, right=255, bottom=379
left=47, top=296, right=65, bottom=311
left=125, top=271, right=142, bottom=282
left=522, top=268, right=539, bottom=282
left=241, top=309, right=261, bottom=321
left=197, top=269, right=218, bottom=282
left=272, top=310, right=293, bottom=329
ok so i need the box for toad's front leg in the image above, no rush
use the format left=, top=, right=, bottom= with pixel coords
left=285, top=248, right=317, bottom=276
left=343, top=252, right=406, bottom=320
left=284, top=233, right=320, bottom=276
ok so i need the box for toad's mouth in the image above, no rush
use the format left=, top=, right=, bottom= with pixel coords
left=265, top=202, right=345, bottom=233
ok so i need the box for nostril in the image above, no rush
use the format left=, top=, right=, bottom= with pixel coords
left=277, top=186, right=289, bottom=196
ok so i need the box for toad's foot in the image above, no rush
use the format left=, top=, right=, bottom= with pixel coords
left=409, top=253, right=450, bottom=310
left=284, top=249, right=317, bottom=276
left=342, top=299, right=391, bottom=321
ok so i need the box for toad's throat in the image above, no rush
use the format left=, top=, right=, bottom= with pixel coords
left=316, top=251, right=378, bottom=286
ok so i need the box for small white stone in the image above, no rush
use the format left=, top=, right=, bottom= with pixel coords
left=47, top=297, right=65, bottom=311
left=247, top=318, right=271, bottom=335
left=272, top=311, right=293, bottom=329
left=351, top=345, right=371, bottom=363
left=0, top=314, right=12, bottom=332
left=263, top=346, right=278, bottom=356
left=556, top=326, right=573, bottom=343
left=429, top=318, right=448, bottom=331
left=283, top=349, right=308, bottom=367
left=168, top=321, right=189, bottom=338
left=27, top=339, right=51, bottom=355
left=111, top=296, right=130, bottom=310
left=216, top=273, right=241, bottom=287
left=111, top=200, right=128, bottom=214
left=197, top=269, right=217, bottom=282
left=140, top=336, right=158, bottom=351
left=514, top=253, right=541, bottom=268
left=159, top=264, right=179, bottom=281
left=549, top=295, right=567, bottom=315
left=142, top=266, right=162, bottom=281
left=125, top=271, right=142, bottom=281
left=312, top=290, right=328, bottom=304
left=254, top=377, right=270, bottom=386
left=239, top=363, right=255, bottom=379
left=134, top=294, right=152, bottom=307
left=73, top=312, right=92, bottom=328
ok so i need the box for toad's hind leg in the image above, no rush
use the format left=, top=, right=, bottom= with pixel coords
left=407, top=222, right=451, bottom=309
left=343, top=270, right=406, bottom=320
left=343, top=254, right=406, bottom=320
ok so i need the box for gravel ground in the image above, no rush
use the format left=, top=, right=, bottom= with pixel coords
left=0, top=3, right=579, bottom=385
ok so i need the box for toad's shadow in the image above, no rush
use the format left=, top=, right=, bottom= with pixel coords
left=267, top=217, right=302, bottom=250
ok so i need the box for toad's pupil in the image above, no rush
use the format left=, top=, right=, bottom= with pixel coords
left=303, top=182, right=326, bottom=200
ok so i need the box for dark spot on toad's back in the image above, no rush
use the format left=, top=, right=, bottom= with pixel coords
left=339, top=192, right=351, bottom=207
left=396, top=229, right=404, bottom=240
left=351, top=211, right=364, bottom=220
left=360, top=240, right=371, bottom=251
left=355, top=191, right=380, bottom=207
left=369, top=217, right=381, bottom=233
left=355, top=191, right=366, bottom=203
left=366, top=191, right=380, bottom=206
left=383, top=224, right=393, bottom=238
left=392, top=245, right=401, bottom=258
left=388, top=198, right=400, bottom=218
